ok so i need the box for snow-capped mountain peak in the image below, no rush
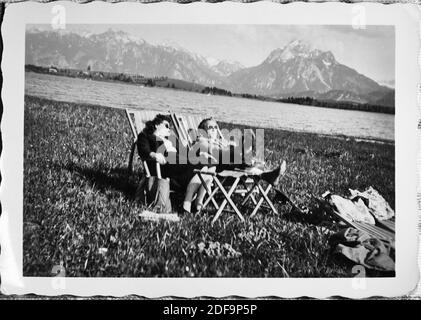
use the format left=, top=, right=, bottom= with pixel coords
left=266, top=40, right=324, bottom=63
left=159, top=39, right=189, bottom=52
left=90, top=29, right=146, bottom=45
left=206, top=56, right=220, bottom=67
left=228, top=39, right=390, bottom=104
left=211, top=59, right=245, bottom=77
left=286, top=39, right=316, bottom=52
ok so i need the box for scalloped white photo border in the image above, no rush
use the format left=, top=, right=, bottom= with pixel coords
left=0, top=0, right=419, bottom=298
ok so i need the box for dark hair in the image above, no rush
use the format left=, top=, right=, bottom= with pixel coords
left=144, top=114, right=171, bottom=135
left=198, top=117, right=217, bottom=131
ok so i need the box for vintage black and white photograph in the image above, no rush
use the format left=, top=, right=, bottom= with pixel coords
left=1, top=1, right=419, bottom=297
left=21, top=22, right=397, bottom=278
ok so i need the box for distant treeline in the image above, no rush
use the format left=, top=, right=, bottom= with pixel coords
left=278, top=96, right=395, bottom=115
left=197, top=87, right=394, bottom=115
left=202, top=87, right=233, bottom=96
left=26, top=64, right=394, bottom=115
left=25, top=64, right=166, bottom=86
left=201, top=87, right=273, bottom=102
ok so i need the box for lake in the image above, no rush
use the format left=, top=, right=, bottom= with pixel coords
left=25, top=72, right=394, bottom=141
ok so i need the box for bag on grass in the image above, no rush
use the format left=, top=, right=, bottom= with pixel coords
left=145, top=176, right=172, bottom=214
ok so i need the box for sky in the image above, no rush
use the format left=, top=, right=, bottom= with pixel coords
left=30, top=24, right=395, bottom=85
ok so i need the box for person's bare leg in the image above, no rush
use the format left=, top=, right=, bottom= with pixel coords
left=183, top=174, right=202, bottom=213
left=193, top=167, right=216, bottom=213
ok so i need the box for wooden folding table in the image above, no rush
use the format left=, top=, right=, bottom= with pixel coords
left=194, top=169, right=278, bottom=224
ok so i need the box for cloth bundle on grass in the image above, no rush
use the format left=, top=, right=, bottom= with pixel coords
left=349, top=187, right=395, bottom=221
left=330, top=227, right=395, bottom=272
left=321, top=187, right=395, bottom=240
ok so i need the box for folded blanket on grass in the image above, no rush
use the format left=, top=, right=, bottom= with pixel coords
left=139, top=210, right=180, bottom=222
left=330, top=227, right=395, bottom=272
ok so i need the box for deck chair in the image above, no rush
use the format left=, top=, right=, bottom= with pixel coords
left=126, top=109, right=181, bottom=209
left=125, top=109, right=169, bottom=177
left=171, top=112, right=276, bottom=221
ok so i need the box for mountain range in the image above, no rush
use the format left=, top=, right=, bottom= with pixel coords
left=25, top=28, right=394, bottom=108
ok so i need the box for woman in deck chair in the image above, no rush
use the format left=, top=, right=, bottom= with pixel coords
left=195, top=118, right=286, bottom=181
left=137, top=114, right=213, bottom=212
left=183, top=118, right=287, bottom=213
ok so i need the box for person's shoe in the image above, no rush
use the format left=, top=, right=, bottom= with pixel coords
left=192, top=204, right=203, bottom=214
left=182, top=201, right=192, bottom=214
left=260, top=160, right=287, bottom=186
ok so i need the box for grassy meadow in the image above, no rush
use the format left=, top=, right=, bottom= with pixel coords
left=23, top=95, right=395, bottom=277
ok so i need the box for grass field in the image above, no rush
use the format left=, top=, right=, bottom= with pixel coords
left=23, top=95, right=395, bottom=277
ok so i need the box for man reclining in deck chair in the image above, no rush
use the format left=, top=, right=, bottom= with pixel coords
left=183, top=118, right=287, bottom=213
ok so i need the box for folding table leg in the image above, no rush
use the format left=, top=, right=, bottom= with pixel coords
left=249, top=182, right=267, bottom=217
left=240, top=177, right=258, bottom=207
left=250, top=190, right=266, bottom=217
left=256, top=183, right=278, bottom=215
left=197, top=172, right=220, bottom=210
left=202, top=185, right=220, bottom=209
left=212, top=177, right=244, bottom=224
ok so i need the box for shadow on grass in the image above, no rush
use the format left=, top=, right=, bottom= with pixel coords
left=282, top=203, right=335, bottom=228
left=62, top=163, right=140, bottom=200
left=271, top=189, right=333, bottom=228
left=60, top=160, right=338, bottom=226
left=60, top=162, right=188, bottom=211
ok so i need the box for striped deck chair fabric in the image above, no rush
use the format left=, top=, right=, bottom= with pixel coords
left=317, top=195, right=395, bottom=242
left=170, top=113, right=204, bottom=148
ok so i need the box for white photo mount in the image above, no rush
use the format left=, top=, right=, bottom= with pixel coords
left=0, top=1, right=419, bottom=298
